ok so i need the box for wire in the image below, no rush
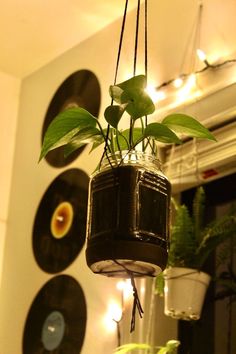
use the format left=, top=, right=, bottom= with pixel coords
left=155, top=58, right=236, bottom=91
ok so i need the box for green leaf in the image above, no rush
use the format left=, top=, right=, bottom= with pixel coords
left=39, top=107, right=97, bottom=161
left=104, top=104, right=126, bottom=128
left=157, top=340, right=180, bottom=354
left=114, top=343, right=151, bottom=354
left=63, top=127, right=102, bottom=157
left=166, top=340, right=181, bottom=350
left=114, top=127, right=144, bottom=151
left=117, top=75, right=147, bottom=90
left=144, top=123, right=182, bottom=144
left=109, top=85, right=123, bottom=104
left=162, top=114, right=217, bottom=141
left=121, top=88, right=155, bottom=119
left=89, top=128, right=108, bottom=153
left=109, top=75, right=147, bottom=106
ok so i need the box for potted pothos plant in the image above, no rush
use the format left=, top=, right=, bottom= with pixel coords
left=40, top=75, right=216, bottom=278
left=156, top=186, right=236, bottom=320
left=114, top=339, right=180, bottom=354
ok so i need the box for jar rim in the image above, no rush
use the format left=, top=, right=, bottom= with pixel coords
left=97, top=150, right=162, bottom=173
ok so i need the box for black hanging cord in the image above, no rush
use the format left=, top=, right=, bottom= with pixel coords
left=113, top=0, right=129, bottom=86
left=100, top=0, right=129, bottom=169
left=133, top=0, right=141, bottom=76
left=227, top=236, right=234, bottom=354
left=129, top=0, right=141, bottom=145
left=114, top=260, right=144, bottom=333
left=144, top=0, right=148, bottom=128
left=144, top=0, right=148, bottom=82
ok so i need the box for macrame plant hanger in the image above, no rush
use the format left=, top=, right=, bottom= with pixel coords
left=105, top=0, right=148, bottom=332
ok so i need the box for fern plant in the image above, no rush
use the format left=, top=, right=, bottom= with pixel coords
left=155, top=187, right=236, bottom=296
left=168, top=186, right=236, bottom=269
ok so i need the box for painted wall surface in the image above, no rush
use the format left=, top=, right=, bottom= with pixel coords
left=0, top=71, right=21, bottom=288
left=0, top=4, right=184, bottom=353
left=0, top=17, right=124, bottom=354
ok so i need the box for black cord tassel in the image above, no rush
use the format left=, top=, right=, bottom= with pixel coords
left=114, top=260, right=144, bottom=333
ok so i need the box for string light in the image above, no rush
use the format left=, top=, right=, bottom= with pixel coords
left=156, top=54, right=236, bottom=92
left=196, top=48, right=207, bottom=62
left=196, top=48, right=210, bottom=67
left=173, top=77, right=184, bottom=88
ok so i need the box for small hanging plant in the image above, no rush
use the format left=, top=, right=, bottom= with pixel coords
left=39, top=75, right=216, bottom=163
left=39, top=75, right=217, bottom=331
left=155, top=187, right=236, bottom=320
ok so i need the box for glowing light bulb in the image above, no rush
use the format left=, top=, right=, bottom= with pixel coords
left=197, top=49, right=207, bottom=62
left=196, top=49, right=210, bottom=67
left=173, top=78, right=183, bottom=88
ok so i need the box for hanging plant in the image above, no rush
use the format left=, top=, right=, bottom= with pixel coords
left=156, top=187, right=236, bottom=320
left=39, top=0, right=216, bottom=332
left=40, top=75, right=215, bottom=162
left=40, top=76, right=216, bottom=278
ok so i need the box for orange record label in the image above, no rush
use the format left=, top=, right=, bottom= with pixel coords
left=50, top=202, right=74, bottom=239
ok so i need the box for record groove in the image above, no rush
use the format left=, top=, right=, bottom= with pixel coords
left=42, top=69, right=101, bottom=167
left=33, top=168, right=89, bottom=273
left=23, top=275, right=87, bottom=354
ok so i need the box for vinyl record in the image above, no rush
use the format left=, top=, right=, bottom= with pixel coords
left=33, top=168, right=89, bottom=273
left=23, top=275, right=87, bottom=354
left=42, top=69, right=101, bottom=167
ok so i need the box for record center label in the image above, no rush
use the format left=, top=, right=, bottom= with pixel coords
left=50, top=201, right=74, bottom=239
left=41, top=311, right=65, bottom=350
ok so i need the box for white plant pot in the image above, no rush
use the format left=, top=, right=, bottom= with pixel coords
left=164, top=267, right=211, bottom=320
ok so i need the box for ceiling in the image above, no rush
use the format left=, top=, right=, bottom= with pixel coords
left=0, top=0, right=139, bottom=78
left=1, top=0, right=236, bottom=81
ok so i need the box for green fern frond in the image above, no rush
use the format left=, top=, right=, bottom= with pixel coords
left=215, top=238, right=236, bottom=269
left=193, top=186, right=205, bottom=244
left=196, top=214, right=236, bottom=268
left=168, top=205, right=196, bottom=267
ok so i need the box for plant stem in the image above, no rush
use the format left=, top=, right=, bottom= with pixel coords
left=129, top=117, right=134, bottom=149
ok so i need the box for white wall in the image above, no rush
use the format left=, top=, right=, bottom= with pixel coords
left=0, top=71, right=21, bottom=287
left=0, top=6, right=180, bottom=354
left=0, top=18, right=124, bottom=354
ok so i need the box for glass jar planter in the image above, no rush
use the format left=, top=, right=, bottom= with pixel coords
left=85, top=151, right=171, bottom=277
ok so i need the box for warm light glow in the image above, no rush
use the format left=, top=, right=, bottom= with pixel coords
left=176, top=74, right=196, bottom=103
left=116, top=280, right=126, bottom=291
left=145, top=85, right=166, bottom=103
left=116, top=279, right=133, bottom=299
left=187, top=74, right=196, bottom=87
left=173, top=77, right=183, bottom=88
left=103, top=301, right=122, bottom=332
left=141, top=286, right=146, bottom=294
left=123, top=279, right=133, bottom=299
left=196, top=48, right=207, bottom=62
